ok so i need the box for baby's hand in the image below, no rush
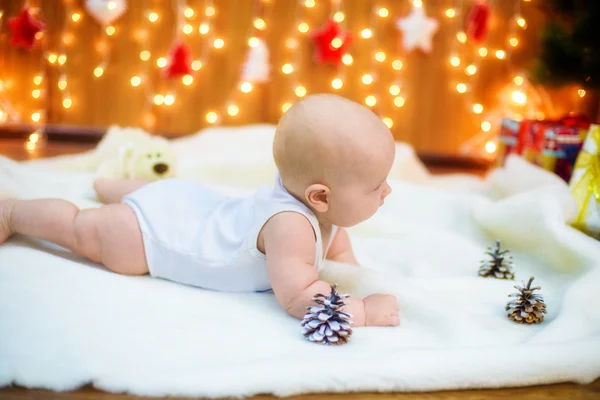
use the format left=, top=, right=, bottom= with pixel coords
left=363, top=294, right=400, bottom=327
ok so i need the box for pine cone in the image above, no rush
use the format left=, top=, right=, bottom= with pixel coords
left=479, top=240, right=515, bottom=279
left=506, top=276, right=547, bottom=324
left=301, top=284, right=353, bottom=345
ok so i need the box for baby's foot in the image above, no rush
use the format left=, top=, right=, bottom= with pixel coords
left=0, top=199, right=16, bottom=244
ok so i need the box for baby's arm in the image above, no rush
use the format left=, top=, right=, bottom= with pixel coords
left=262, top=212, right=399, bottom=327
left=326, top=228, right=359, bottom=265
left=93, top=178, right=149, bottom=204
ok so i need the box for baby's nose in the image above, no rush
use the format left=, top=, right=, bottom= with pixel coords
left=153, top=163, right=169, bottom=174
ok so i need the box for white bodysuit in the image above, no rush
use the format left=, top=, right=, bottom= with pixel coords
left=122, top=174, right=338, bottom=292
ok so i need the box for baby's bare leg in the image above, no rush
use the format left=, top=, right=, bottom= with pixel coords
left=94, top=178, right=149, bottom=204
left=0, top=198, right=148, bottom=275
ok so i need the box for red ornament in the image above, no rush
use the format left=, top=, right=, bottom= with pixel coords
left=163, top=41, right=193, bottom=80
left=8, top=7, right=45, bottom=50
left=466, top=0, right=489, bottom=43
left=311, top=20, right=352, bottom=65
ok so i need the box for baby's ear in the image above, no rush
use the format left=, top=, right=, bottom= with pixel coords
left=305, top=184, right=330, bottom=213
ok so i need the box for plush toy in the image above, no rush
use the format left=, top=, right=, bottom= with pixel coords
left=96, top=128, right=177, bottom=181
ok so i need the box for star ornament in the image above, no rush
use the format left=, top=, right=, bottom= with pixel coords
left=311, top=20, right=352, bottom=65
left=396, top=7, right=439, bottom=54
left=8, top=7, right=45, bottom=50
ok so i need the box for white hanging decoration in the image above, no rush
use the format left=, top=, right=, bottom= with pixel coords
left=85, top=0, right=127, bottom=26
left=396, top=6, right=439, bottom=53
left=240, top=39, right=270, bottom=83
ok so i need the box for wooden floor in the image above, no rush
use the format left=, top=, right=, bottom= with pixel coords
left=1, top=138, right=599, bottom=400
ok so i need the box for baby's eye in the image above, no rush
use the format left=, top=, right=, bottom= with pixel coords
left=156, top=152, right=162, bottom=158
left=147, top=154, right=152, bottom=159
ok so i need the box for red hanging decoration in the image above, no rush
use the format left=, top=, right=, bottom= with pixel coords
left=311, top=19, right=352, bottom=66
left=8, top=7, right=45, bottom=50
left=163, top=41, right=193, bottom=80
left=466, top=0, right=489, bottom=43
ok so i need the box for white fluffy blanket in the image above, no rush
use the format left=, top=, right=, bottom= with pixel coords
left=1, top=125, right=599, bottom=398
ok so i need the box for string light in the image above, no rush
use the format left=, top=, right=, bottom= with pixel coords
left=361, top=29, right=372, bottom=39
left=392, top=60, right=403, bottom=70
left=32, top=89, right=41, bottom=98
left=140, top=50, right=151, bottom=61
left=241, top=82, right=253, bottom=93
left=478, top=47, right=488, bottom=57
left=457, top=32, right=467, bottom=43
left=516, top=17, right=527, bottom=28
left=445, top=9, right=455, bottom=18
left=164, top=94, right=175, bottom=106
left=106, top=25, right=115, bottom=36
left=495, top=50, right=506, bottom=59
left=365, top=95, right=377, bottom=107
left=286, top=38, right=297, bottom=49
left=378, top=8, right=389, bottom=17
left=148, top=12, right=158, bottom=22
left=331, top=38, right=343, bottom=48
left=213, top=38, right=225, bottom=48
left=342, top=54, right=353, bottom=65
left=295, top=85, right=307, bottom=97
left=472, top=104, right=483, bottom=114
left=62, top=98, right=72, bottom=109
left=33, top=75, right=42, bottom=85
left=388, top=84, right=400, bottom=96
left=413, top=0, right=423, bottom=7
left=382, top=118, right=393, bottom=128
left=199, top=24, right=210, bottom=34
left=578, top=89, right=586, bottom=98
left=183, top=24, right=193, bottom=34
left=331, top=78, right=343, bottom=89
left=511, top=90, right=527, bottom=104
left=248, top=37, right=259, bottom=47
left=206, top=111, right=218, bottom=123
left=94, top=66, right=104, bottom=77
left=450, top=56, right=461, bottom=67
left=47, top=53, right=57, bottom=64
left=282, top=102, right=292, bottom=112
left=254, top=18, right=266, bottom=30
left=107, top=1, right=117, bottom=10
left=305, top=0, right=315, bottom=8
left=282, top=64, right=294, bottom=74
left=131, top=76, right=141, bottom=87
left=394, top=96, right=405, bottom=107
left=456, top=83, right=467, bottom=93
left=298, top=22, right=309, bottom=33
left=31, top=112, right=41, bottom=122
left=153, top=94, right=164, bottom=105
left=514, top=76, right=524, bottom=85
left=375, top=51, right=386, bottom=62
left=509, top=37, right=519, bottom=47
left=361, top=74, right=373, bottom=85
left=333, top=12, right=344, bottom=22
left=481, top=121, right=492, bottom=132
left=192, top=60, right=203, bottom=70
left=465, top=65, right=477, bottom=75
left=485, top=141, right=497, bottom=153
left=71, top=12, right=81, bottom=22
left=227, top=104, right=239, bottom=116
left=205, top=6, right=216, bottom=17
left=58, top=78, right=67, bottom=91
left=182, top=75, right=194, bottom=85
left=57, top=55, right=67, bottom=65
left=157, top=57, right=167, bottom=68
left=184, top=8, right=194, bottom=18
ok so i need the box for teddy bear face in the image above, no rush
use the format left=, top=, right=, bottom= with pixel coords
left=128, top=145, right=177, bottom=181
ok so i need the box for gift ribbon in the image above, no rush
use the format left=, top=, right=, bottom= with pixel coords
left=572, top=127, right=600, bottom=227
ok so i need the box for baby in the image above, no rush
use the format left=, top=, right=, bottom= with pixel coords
left=0, top=94, right=399, bottom=327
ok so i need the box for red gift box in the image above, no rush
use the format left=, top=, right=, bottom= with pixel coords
left=496, top=115, right=590, bottom=182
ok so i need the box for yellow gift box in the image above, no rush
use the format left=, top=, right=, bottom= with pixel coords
left=569, top=124, right=600, bottom=238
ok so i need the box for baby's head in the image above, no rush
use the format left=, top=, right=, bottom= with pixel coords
left=273, top=94, right=395, bottom=227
